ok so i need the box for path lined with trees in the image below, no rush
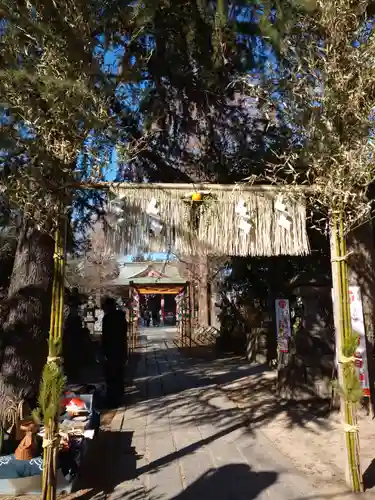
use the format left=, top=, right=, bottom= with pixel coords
left=1, top=0, right=375, bottom=495
left=78, top=329, right=354, bottom=500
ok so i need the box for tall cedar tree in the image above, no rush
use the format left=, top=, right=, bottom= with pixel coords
left=0, top=0, right=288, bottom=415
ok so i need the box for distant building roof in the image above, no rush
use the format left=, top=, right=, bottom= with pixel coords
left=107, top=261, right=186, bottom=287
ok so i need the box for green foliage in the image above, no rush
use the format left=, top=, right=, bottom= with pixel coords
left=34, top=360, right=66, bottom=425
left=342, top=333, right=359, bottom=359
left=0, top=0, right=141, bottom=229
left=33, top=337, right=65, bottom=425
left=1, top=0, right=295, bottom=210
left=0, top=0, right=290, bottom=232
left=340, top=365, right=363, bottom=404
left=252, top=0, right=375, bottom=231
left=338, top=333, right=362, bottom=404
left=119, top=0, right=293, bottom=184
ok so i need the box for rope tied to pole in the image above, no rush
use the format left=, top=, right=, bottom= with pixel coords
left=42, top=436, right=59, bottom=449
left=46, top=357, right=61, bottom=364
left=339, top=355, right=355, bottom=364
left=343, top=423, right=359, bottom=433
left=331, top=250, right=354, bottom=262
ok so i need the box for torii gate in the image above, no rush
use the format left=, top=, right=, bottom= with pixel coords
left=103, top=182, right=310, bottom=346
left=104, top=182, right=310, bottom=257
left=41, top=180, right=310, bottom=497
left=43, top=180, right=367, bottom=495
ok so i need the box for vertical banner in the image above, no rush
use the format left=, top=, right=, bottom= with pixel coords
left=349, top=286, right=370, bottom=397
left=160, top=294, right=165, bottom=324
left=132, top=290, right=140, bottom=322
left=275, top=299, right=291, bottom=353
left=94, top=308, right=104, bottom=334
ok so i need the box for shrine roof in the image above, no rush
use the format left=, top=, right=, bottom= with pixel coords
left=108, top=261, right=186, bottom=286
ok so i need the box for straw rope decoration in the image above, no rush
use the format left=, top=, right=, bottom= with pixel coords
left=105, top=186, right=310, bottom=257
left=198, top=190, right=310, bottom=256
left=105, top=187, right=193, bottom=255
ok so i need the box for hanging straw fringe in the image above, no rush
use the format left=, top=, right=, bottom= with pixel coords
left=104, top=186, right=310, bottom=257
left=198, top=190, right=309, bottom=256
left=105, top=187, right=193, bottom=255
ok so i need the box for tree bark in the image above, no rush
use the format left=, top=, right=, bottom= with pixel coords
left=210, top=279, right=220, bottom=329
left=198, top=254, right=209, bottom=326
left=0, top=240, right=16, bottom=290
left=347, top=221, right=375, bottom=411
left=0, top=220, right=54, bottom=417
left=0, top=241, right=17, bottom=327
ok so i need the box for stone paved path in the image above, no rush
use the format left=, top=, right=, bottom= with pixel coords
left=79, top=327, right=357, bottom=500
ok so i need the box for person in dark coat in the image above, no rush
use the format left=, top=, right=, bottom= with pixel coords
left=63, top=291, right=89, bottom=383
left=152, top=309, right=159, bottom=327
left=145, top=310, right=151, bottom=327
left=101, top=297, right=128, bottom=408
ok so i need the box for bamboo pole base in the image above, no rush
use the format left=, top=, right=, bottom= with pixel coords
left=330, top=212, right=363, bottom=492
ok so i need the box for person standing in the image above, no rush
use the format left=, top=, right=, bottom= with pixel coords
left=63, top=295, right=84, bottom=383
left=152, top=309, right=159, bottom=326
left=145, top=310, right=151, bottom=327
left=159, top=308, right=163, bottom=326
left=101, top=297, right=128, bottom=408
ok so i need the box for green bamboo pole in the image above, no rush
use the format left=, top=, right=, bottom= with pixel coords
left=130, top=288, right=134, bottom=351
left=331, top=212, right=363, bottom=492
left=189, top=283, right=194, bottom=348
left=339, top=214, right=362, bottom=492
left=180, top=294, right=184, bottom=346
left=42, top=232, right=58, bottom=500
left=184, top=291, right=188, bottom=347
left=41, top=216, right=67, bottom=500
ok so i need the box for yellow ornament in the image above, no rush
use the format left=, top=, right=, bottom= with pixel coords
left=191, top=192, right=202, bottom=201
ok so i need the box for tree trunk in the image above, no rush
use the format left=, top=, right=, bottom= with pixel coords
left=0, top=241, right=17, bottom=327
left=347, top=221, right=375, bottom=411
left=198, top=254, right=209, bottom=326
left=0, top=240, right=16, bottom=290
left=0, top=220, right=54, bottom=419
left=210, top=279, right=221, bottom=330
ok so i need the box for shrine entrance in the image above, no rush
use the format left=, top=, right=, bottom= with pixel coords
left=104, top=182, right=310, bottom=352
left=130, top=284, right=190, bottom=348
left=106, top=260, right=189, bottom=350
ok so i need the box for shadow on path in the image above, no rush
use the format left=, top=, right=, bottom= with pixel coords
left=73, top=430, right=138, bottom=499
left=72, top=342, right=337, bottom=500
left=137, top=421, right=245, bottom=476
left=170, top=464, right=277, bottom=500
left=131, top=346, right=334, bottom=436
left=363, top=458, right=375, bottom=490
left=74, top=463, right=278, bottom=500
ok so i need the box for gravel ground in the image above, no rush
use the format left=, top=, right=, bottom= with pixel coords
left=220, top=367, right=375, bottom=496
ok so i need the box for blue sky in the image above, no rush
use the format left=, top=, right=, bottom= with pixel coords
left=102, top=148, right=172, bottom=261
left=120, top=253, right=175, bottom=263
left=106, top=147, right=118, bottom=181
left=92, top=10, right=281, bottom=263
left=97, top=41, right=173, bottom=261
